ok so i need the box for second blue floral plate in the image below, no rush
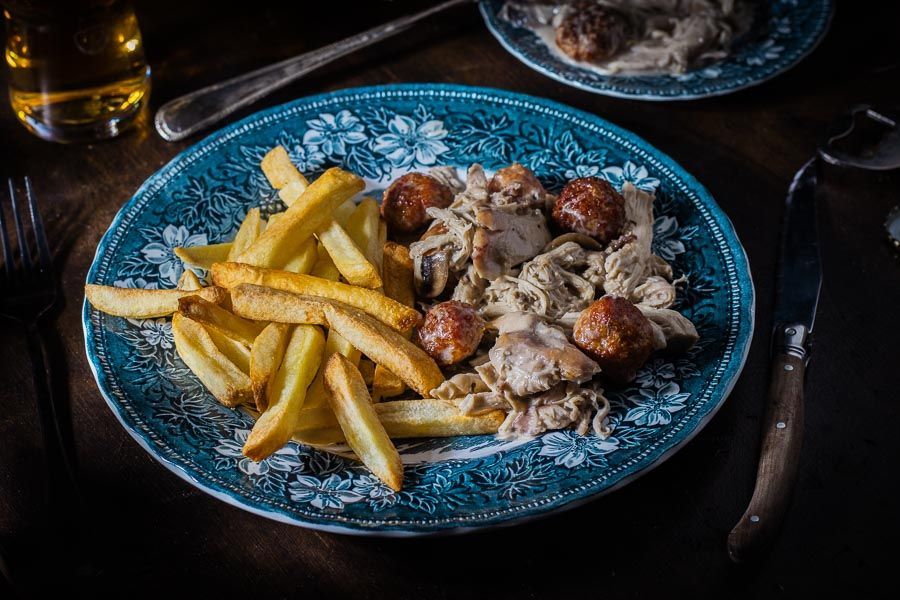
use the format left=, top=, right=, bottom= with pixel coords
left=83, top=84, right=754, bottom=535
left=480, top=0, right=834, bottom=100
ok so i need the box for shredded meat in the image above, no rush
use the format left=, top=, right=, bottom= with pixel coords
left=486, top=312, right=599, bottom=396
left=638, top=305, right=700, bottom=352
left=602, top=183, right=655, bottom=299
left=451, top=264, right=488, bottom=305
left=635, top=275, right=677, bottom=309
left=472, top=204, right=550, bottom=280
left=416, top=165, right=700, bottom=442
left=480, top=241, right=607, bottom=322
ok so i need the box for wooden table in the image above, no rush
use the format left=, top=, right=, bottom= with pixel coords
left=2, top=1, right=898, bottom=596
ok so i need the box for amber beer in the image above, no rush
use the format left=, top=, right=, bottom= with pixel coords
left=3, top=0, right=150, bottom=142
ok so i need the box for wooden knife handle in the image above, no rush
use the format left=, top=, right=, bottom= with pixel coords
left=727, top=340, right=807, bottom=563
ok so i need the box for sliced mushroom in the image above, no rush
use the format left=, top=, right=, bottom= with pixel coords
left=542, top=233, right=603, bottom=253
left=414, top=249, right=450, bottom=298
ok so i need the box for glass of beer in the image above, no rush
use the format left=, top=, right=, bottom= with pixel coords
left=3, top=0, right=151, bottom=143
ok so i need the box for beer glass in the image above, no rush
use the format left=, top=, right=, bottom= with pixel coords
left=3, top=0, right=151, bottom=142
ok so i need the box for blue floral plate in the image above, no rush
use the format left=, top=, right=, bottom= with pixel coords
left=480, top=0, right=834, bottom=100
left=83, top=84, right=754, bottom=535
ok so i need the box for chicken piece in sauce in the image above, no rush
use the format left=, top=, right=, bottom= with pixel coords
left=488, top=312, right=599, bottom=396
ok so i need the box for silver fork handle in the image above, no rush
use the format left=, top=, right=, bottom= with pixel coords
left=154, top=0, right=474, bottom=142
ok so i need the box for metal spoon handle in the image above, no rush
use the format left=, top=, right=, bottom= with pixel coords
left=154, top=0, right=473, bottom=142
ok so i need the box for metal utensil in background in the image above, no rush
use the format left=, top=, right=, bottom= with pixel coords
left=154, top=0, right=474, bottom=142
left=819, top=104, right=900, bottom=249
left=727, top=158, right=822, bottom=564
left=728, top=104, right=900, bottom=562
left=1, top=178, right=97, bottom=588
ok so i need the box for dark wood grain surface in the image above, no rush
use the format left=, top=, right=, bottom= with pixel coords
left=2, top=1, right=899, bottom=597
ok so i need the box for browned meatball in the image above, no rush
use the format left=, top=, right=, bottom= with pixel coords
left=416, top=301, right=485, bottom=367
left=573, top=296, right=655, bottom=383
left=381, top=172, right=453, bottom=233
left=552, top=177, right=626, bottom=246
left=555, top=2, right=629, bottom=63
left=488, top=163, right=547, bottom=205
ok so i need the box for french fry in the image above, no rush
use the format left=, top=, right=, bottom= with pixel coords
left=177, top=269, right=203, bottom=291
left=358, top=358, right=376, bottom=386
left=381, top=242, right=415, bottom=308
left=345, top=198, right=382, bottom=276
left=324, top=304, right=444, bottom=397
left=372, top=368, right=405, bottom=402
left=243, top=324, right=324, bottom=461
left=250, top=322, right=292, bottom=411
left=316, top=221, right=382, bottom=289
left=174, top=242, right=232, bottom=269
left=204, top=324, right=252, bottom=374
left=261, top=146, right=309, bottom=192
left=303, top=329, right=361, bottom=410
left=210, top=262, right=420, bottom=333
left=325, top=354, right=403, bottom=491
left=85, top=284, right=227, bottom=318
left=230, top=284, right=328, bottom=326
left=310, top=242, right=340, bottom=280
left=374, top=241, right=416, bottom=400
left=172, top=313, right=251, bottom=407
left=332, top=199, right=356, bottom=227
left=235, top=168, right=364, bottom=267
left=292, top=399, right=505, bottom=445
left=228, top=208, right=264, bottom=260
left=302, top=244, right=361, bottom=411
left=378, top=220, right=387, bottom=255
left=177, top=295, right=266, bottom=347
left=280, top=237, right=317, bottom=274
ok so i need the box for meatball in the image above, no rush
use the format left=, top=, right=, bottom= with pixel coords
left=381, top=172, right=453, bottom=233
left=488, top=163, right=547, bottom=205
left=552, top=176, right=626, bottom=246
left=573, top=296, right=655, bottom=383
left=555, top=2, right=629, bottom=63
left=416, top=301, right=485, bottom=367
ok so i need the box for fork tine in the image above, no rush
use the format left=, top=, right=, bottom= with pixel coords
left=0, top=181, right=13, bottom=281
left=25, top=178, right=52, bottom=273
left=9, top=178, right=33, bottom=275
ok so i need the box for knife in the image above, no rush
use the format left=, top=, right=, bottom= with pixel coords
left=727, top=158, right=822, bottom=563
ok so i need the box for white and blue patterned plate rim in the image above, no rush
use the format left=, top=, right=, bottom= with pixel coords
left=479, top=0, right=835, bottom=101
left=83, top=83, right=755, bottom=536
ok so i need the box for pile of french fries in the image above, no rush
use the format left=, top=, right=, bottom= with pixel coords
left=85, top=147, right=504, bottom=492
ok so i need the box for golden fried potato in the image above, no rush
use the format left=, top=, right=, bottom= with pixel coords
left=177, top=294, right=265, bottom=347
left=172, top=313, right=251, bottom=406
left=243, top=324, right=324, bottom=461
left=230, top=284, right=329, bottom=325
left=85, top=284, right=227, bottom=318
left=173, top=243, right=232, bottom=270
left=324, top=304, right=444, bottom=397
left=228, top=208, right=264, bottom=260
left=325, top=354, right=403, bottom=491
left=261, top=146, right=309, bottom=192
left=177, top=269, right=203, bottom=291
left=292, top=398, right=505, bottom=445
left=316, top=221, right=382, bottom=289
left=210, top=262, right=420, bottom=333
left=250, top=322, right=292, bottom=411
left=235, top=168, right=364, bottom=267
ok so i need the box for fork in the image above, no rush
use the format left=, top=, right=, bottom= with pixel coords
left=1, top=178, right=86, bottom=583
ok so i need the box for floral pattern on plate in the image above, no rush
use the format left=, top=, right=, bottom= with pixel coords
left=83, top=84, right=754, bottom=534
